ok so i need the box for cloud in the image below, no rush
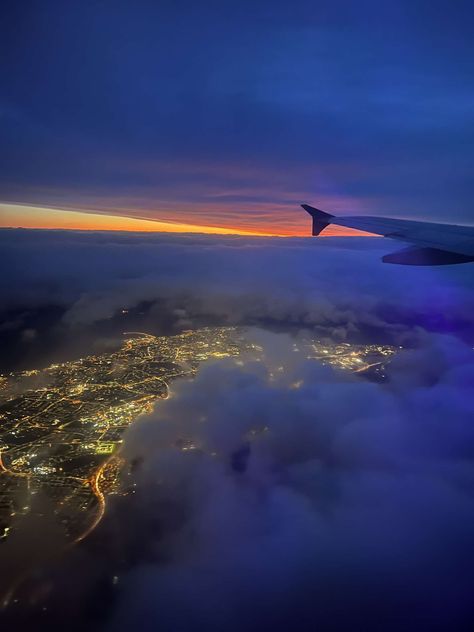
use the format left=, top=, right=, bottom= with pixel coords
left=2, top=230, right=474, bottom=629
left=97, top=330, right=474, bottom=631
left=20, top=328, right=37, bottom=342
left=1, top=230, right=473, bottom=353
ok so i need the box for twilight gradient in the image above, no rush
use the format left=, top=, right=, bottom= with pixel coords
left=1, top=1, right=474, bottom=233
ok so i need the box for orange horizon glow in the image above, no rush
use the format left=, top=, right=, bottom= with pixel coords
left=0, top=203, right=374, bottom=237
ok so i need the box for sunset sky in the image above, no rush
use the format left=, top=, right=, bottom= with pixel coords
left=0, top=202, right=366, bottom=236
left=1, top=1, right=473, bottom=234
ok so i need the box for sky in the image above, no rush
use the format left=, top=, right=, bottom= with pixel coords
left=1, top=0, right=473, bottom=234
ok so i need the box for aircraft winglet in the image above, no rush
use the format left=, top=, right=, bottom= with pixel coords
left=300, top=203, right=474, bottom=265
left=301, top=204, right=334, bottom=236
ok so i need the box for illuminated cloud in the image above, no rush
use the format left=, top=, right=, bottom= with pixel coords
left=108, top=332, right=474, bottom=630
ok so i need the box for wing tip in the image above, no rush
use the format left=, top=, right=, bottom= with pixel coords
left=301, top=203, right=334, bottom=236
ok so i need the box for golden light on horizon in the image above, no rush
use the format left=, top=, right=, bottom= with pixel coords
left=0, top=203, right=373, bottom=237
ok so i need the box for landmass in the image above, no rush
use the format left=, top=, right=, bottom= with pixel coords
left=0, top=327, right=395, bottom=544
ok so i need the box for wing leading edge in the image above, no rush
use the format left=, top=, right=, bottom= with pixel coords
left=301, top=204, right=474, bottom=266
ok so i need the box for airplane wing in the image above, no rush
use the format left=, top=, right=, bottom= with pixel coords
left=302, top=204, right=474, bottom=265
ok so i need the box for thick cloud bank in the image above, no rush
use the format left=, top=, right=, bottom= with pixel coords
left=108, top=331, right=474, bottom=631
left=2, top=230, right=474, bottom=630
left=1, top=229, right=474, bottom=354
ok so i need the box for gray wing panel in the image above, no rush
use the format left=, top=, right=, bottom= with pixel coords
left=333, top=216, right=474, bottom=257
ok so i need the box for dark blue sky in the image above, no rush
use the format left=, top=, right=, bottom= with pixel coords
left=1, top=0, right=473, bottom=233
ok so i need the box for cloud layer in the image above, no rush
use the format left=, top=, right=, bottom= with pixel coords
left=106, top=332, right=474, bottom=630
left=1, top=230, right=473, bottom=352
left=2, top=230, right=474, bottom=629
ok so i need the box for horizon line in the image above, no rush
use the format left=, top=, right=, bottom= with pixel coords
left=0, top=202, right=374, bottom=237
